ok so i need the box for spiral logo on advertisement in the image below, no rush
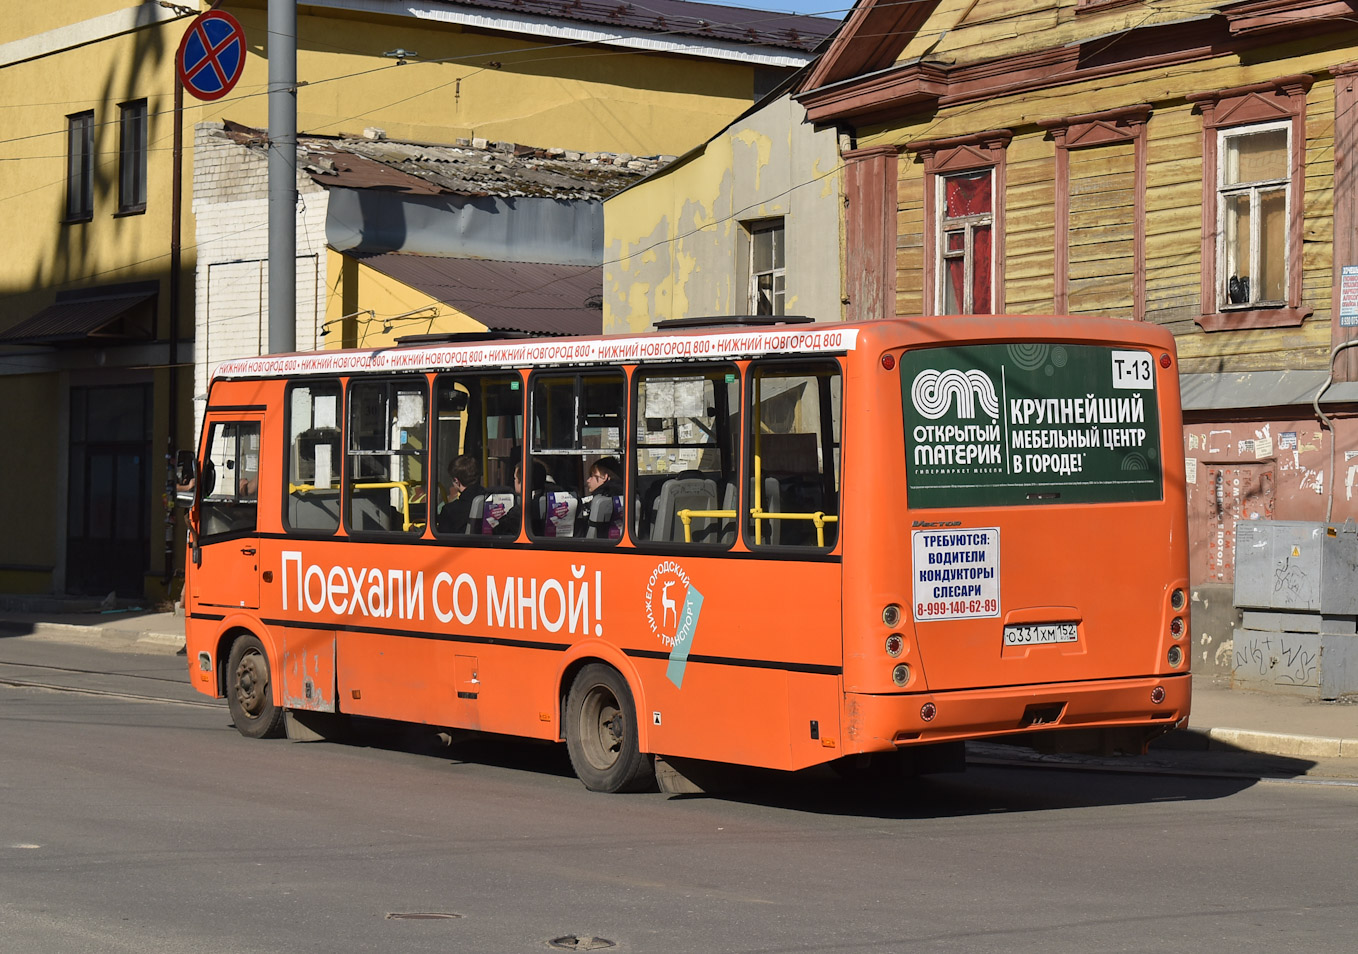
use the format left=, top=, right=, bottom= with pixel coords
left=911, top=368, right=999, bottom=420
left=644, top=561, right=705, bottom=689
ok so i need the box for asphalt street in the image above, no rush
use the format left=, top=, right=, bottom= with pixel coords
left=2, top=636, right=1356, bottom=954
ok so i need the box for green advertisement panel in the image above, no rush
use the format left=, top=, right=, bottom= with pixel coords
left=900, top=343, right=1162, bottom=508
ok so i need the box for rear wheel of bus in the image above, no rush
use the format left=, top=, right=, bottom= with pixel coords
left=226, top=634, right=285, bottom=739
left=564, top=664, right=653, bottom=793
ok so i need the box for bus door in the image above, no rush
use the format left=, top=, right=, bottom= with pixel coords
left=192, top=415, right=263, bottom=610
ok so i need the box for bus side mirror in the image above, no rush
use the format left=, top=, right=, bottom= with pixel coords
left=174, top=450, right=198, bottom=509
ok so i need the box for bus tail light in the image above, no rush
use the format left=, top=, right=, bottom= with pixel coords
left=1170, top=617, right=1184, bottom=638
left=891, top=663, right=910, bottom=686
left=1167, top=646, right=1183, bottom=668
left=1151, top=686, right=1166, bottom=704
left=1170, top=588, right=1186, bottom=610
left=882, top=604, right=902, bottom=626
left=920, top=702, right=937, bottom=722
left=885, top=634, right=904, bottom=657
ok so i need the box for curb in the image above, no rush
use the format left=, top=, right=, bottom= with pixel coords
left=1198, top=727, right=1358, bottom=760
left=23, top=622, right=184, bottom=653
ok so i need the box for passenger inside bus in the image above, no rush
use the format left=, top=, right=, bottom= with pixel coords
left=437, top=454, right=483, bottom=534
left=579, top=456, right=624, bottom=538
left=492, top=458, right=548, bottom=537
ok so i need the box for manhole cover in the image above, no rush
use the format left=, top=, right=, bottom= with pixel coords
left=547, top=935, right=616, bottom=951
left=386, top=912, right=463, bottom=920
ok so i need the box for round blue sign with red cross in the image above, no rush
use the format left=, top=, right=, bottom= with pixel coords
left=177, top=10, right=247, bottom=102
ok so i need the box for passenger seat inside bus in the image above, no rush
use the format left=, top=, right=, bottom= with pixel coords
left=351, top=493, right=399, bottom=532
left=650, top=474, right=720, bottom=543
left=288, top=492, right=340, bottom=531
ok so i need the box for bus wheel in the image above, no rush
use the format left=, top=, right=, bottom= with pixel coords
left=226, top=635, right=285, bottom=739
left=564, top=664, right=653, bottom=793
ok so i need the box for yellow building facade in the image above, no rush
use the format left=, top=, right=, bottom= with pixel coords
left=0, top=0, right=829, bottom=599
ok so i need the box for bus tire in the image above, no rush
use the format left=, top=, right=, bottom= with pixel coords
left=226, top=634, right=285, bottom=739
left=564, top=664, right=653, bottom=793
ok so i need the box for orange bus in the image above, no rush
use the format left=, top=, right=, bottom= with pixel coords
left=179, top=315, right=1190, bottom=792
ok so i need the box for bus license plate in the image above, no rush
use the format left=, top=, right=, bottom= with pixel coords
left=1003, top=622, right=1078, bottom=646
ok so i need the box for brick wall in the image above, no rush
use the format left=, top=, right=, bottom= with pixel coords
left=192, top=123, right=329, bottom=436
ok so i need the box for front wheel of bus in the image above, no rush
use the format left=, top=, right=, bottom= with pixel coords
left=564, top=664, right=653, bottom=793
left=226, top=634, right=285, bottom=739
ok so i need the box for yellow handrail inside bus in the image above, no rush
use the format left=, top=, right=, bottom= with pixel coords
left=289, top=481, right=422, bottom=532
left=677, top=508, right=738, bottom=543
left=676, top=507, right=837, bottom=546
left=748, top=509, right=838, bottom=547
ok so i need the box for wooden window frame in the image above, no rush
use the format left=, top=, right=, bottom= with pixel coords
left=935, top=169, right=995, bottom=315
left=65, top=110, right=94, bottom=223
left=117, top=99, right=147, bottom=215
left=1039, top=105, right=1151, bottom=321
left=905, top=130, right=1011, bottom=316
left=1188, top=75, right=1313, bottom=332
left=745, top=219, right=786, bottom=316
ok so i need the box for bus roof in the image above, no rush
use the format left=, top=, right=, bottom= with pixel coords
left=209, top=316, right=1172, bottom=381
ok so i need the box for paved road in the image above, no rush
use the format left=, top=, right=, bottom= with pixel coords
left=2, top=636, right=1355, bottom=954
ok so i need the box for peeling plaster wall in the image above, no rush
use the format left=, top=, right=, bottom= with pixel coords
left=603, top=95, right=842, bottom=333
left=1183, top=416, right=1358, bottom=587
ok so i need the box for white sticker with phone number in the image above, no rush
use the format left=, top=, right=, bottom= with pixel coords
left=911, top=528, right=1000, bottom=621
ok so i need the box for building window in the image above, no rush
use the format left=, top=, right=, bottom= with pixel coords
left=905, top=129, right=1012, bottom=317
left=118, top=100, right=147, bottom=214
left=65, top=111, right=94, bottom=221
left=1218, top=123, right=1289, bottom=308
left=747, top=220, right=785, bottom=315
left=1188, top=75, right=1311, bottom=331
left=937, top=170, right=993, bottom=314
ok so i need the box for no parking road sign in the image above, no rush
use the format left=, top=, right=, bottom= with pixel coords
left=177, top=10, right=247, bottom=101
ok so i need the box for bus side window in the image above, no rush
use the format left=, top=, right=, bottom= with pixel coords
left=433, top=374, right=523, bottom=537
left=747, top=362, right=841, bottom=549
left=633, top=366, right=739, bottom=546
left=529, top=371, right=625, bottom=543
left=284, top=382, right=342, bottom=534
left=200, top=421, right=260, bottom=538
left=346, top=378, right=428, bottom=535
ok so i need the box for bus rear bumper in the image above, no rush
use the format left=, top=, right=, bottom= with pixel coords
left=844, top=673, right=1191, bottom=754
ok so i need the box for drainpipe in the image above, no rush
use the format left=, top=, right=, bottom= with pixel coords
left=1311, top=337, right=1358, bottom=521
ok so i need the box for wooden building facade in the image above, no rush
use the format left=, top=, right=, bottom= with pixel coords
left=797, top=0, right=1358, bottom=642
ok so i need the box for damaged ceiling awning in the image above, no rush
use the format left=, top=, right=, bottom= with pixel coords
left=356, top=253, right=602, bottom=336
left=0, top=282, right=157, bottom=346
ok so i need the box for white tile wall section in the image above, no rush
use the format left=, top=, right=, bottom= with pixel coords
left=192, top=123, right=330, bottom=440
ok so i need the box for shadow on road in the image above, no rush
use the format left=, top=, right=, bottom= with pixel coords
left=288, top=717, right=1286, bottom=818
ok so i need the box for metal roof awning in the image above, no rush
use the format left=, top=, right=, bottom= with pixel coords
left=0, top=282, right=157, bottom=346
left=355, top=253, right=602, bottom=336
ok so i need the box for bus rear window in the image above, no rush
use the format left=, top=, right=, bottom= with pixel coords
left=900, top=343, right=1162, bottom=507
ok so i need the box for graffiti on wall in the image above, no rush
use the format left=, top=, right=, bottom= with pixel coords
left=1233, top=631, right=1320, bottom=687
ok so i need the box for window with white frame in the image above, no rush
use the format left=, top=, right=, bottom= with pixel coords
left=1218, top=122, right=1289, bottom=309
left=936, top=169, right=994, bottom=314
left=65, top=111, right=94, bottom=221
left=747, top=220, right=785, bottom=315
left=118, top=100, right=147, bottom=214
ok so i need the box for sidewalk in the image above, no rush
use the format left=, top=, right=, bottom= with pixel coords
left=2, top=603, right=1355, bottom=767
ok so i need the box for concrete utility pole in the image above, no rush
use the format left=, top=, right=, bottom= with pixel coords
left=268, top=0, right=297, bottom=354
